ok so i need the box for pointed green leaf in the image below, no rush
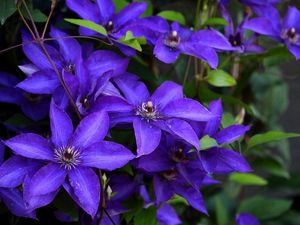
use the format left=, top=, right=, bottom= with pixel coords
left=157, top=10, right=186, bottom=25
left=206, top=69, right=237, bottom=87
left=119, top=31, right=143, bottom=52
left=248, top=131, right=300, bottom=149
left=203, top=17, right=229, bottom=26
left=65, top=18, right=107, bottom=36
left=229, top=173, right=268, bottom=186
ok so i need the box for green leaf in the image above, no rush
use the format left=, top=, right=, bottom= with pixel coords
left=134, top=207, right=158, bottom=225
left=239, top=196, right=292, bottom=220
left=26, top=2, right=47, bottom=22
left=0, top=0, right=16, bottom=25
left=206, top=69, right=237, bottom=87
left=253, top=156, right=290, bottom=178
left=65, top=18, right=107, bottom=36
left=112, top=0, right=128, bottom=12
left=203, top=17, right=228, bottom=26
left=168, top=194, right=188, bottom=205
left=215, top=196, right=229, bottom=225
left=229, top=173, right=268, bottom=186
left=248, top=131, right=300, bottom=149
left=119, top=31, right=143, bottom=52
left=157, top=10, right=186, bottom=25
left=200, top=135, right=218, bottom=150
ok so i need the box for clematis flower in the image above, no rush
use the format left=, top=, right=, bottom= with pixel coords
left=92, top=76, right=214, bottom=156
left=66, top=0, right=147, bottom=55
left=236, top=213, right=261, bottom=225
left=243, top=6, right=300, bottom=59
left=0, top=72, right=50, bottom=121
left=219, top=3, right=264, bottom=53
left=137, top=136, right=211, bottom=214
left=127, top=17, right=233, bottom=67
left=4, top=101, right=135, bottom=217
left=192, top=99, right=252, bottom=174
left=18, top=28, right=129, bottom=96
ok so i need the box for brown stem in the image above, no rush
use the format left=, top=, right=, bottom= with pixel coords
left=41, top=3, right=56, bottom=39
left=21, top=0, right=40, bottom=39
left=16, top=4, right=36, bottom=39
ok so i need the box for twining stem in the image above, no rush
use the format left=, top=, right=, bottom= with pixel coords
left=21, top=0, right=40, bottom=38
left=42, top=0, right=57, bottom=39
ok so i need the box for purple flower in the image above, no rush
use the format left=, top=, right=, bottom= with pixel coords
left=236, top=213, right=261, bottom=225
left=66, top=0, right=146, bottom=39
left=18, top=28, right=129, bottom=97
left=219, top=3, right=264, bottom=53
left=0, top=72, right=50, bottom=121
left=192, top=99, right=252, bottom=174
left=66, top=0, right=147, bottom=55
left=128, top=17, right=233, bottom=67
left=92, top=76, right=214, bottom=156
left=4, top=101, right=135, bottom=217
left=243, top=6, right=300, bottom=59
left=136, top=136, right=209, bottom=214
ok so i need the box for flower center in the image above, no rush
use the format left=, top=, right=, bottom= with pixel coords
left=136, top=101, right=159, bottom=121
left=64, top=63, right=75, bottom=74
left=80, top=97, right=90, bottom=110
left=229, top=33, right=242, bottom=47
left=54, top=146, right=81, bottom=170
left=281, top=27, right=299, bottom=44
left=106, top=20, right=114, bottom=33
left=172, top=148, right=186, bottom=163
left=164, top=30, right=181, bottom=48
left=162, top=169, right=177, bottom=181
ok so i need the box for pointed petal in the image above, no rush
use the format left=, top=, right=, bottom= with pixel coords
left=173, top=183, right=207, bottom=214
left=283, top=6, right=300, bottom=30
left=133, top=118, right=161, bottom=157
left=137, top=147, right=174, bottom=172
left=114, top=75, right=150, bottom=105
left=154, top=37, right=181, bottom=63
left=157, top=203, right=181, bottom=225
left=201, top=147, right=252, bottom=174
left=162, top=98, right=214, bottom=121
left=17, top=70, right=60, bottom=94
left=204, top=99, right=222, bottom=136
left=66, top=0, right=100, bottom=22
left=151, top=81, right=183, bottom=109
left=50, top=27, right=82, bottom=63
left=92, top=96, right=133, bottom=113
left=164, top=119, right=200, bottom=150
left=50, top=101, right=73, bottom=148
left=213, top=125, right=250, bottom=145
left=113, top=2, right=147, bottom=28
left=96, top=0, right=115, bottom=23
left=181, top=43, right=219, bottom=69
left=70, top=111, right=109, bottom=149
left=0, top=188, right=36, bottom=219
left=4, top=133, right=53, bottom=161
left=193, top=29, right=234, bottom=50
left=243, top=18, right=278, bottom=36
left=86, top=50, right=129, bottom=80
left=29, top=163, right=66, bottom=196
left=153, top=176, right=173, bottom=203
left=23, top=174, right=59, bottom=211
left=22, top=32, right=63, bottom=70
left=69, top=167, right=100, bottom=217
left=81, top=141, right=135, bottom=170
left=288, top=44, right=300, bottom=60
left=0, top=156, right=42, bottom=188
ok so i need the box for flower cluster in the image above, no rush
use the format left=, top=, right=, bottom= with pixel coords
left=0, top=0, right=299, bottom=224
